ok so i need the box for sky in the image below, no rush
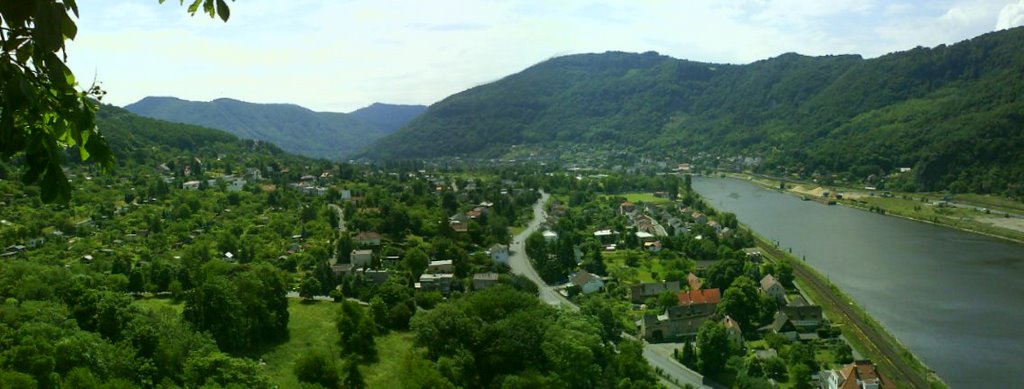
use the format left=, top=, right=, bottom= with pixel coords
left=67, top=0, right=1024, bottom=113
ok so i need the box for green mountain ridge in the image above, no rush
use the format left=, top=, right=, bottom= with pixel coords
left=362, top=27, right=1024, bottom=193
left=124, top=97, right=425, bottom=161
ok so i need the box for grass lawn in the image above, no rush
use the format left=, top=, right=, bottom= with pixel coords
left=133, top=297, right=418, bottom=388
left=132, top=296, right=184, bottom=313
left=258, top=299, right=418, bottom=388
left=261, top=300, right=342, bottom=388
left=604, top=250, right=664, bottom=284
left=363, top=331, right=417, bottom=388
left=619, top=192, right=673, bottom=205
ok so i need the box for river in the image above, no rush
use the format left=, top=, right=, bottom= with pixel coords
left=692, top=176, right=1024, bottom=388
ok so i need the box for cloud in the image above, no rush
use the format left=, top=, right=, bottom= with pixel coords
left=996, top=0, right=1024, bottom=29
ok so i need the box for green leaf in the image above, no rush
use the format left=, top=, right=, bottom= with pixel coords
left=216, top=0, right=230, bottom=22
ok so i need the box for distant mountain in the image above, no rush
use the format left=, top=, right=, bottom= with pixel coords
left=361, top=27, right=1024, bottom=193
left=349, top=103, right=427, bottom=133
left=124, top=97, right=425, bottom=160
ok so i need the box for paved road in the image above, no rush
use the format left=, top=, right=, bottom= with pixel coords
left=328, top=203, right=347, bottom=232
left=508, top=191, right=578, bottom=310
left=510, top=191, right=706, bottom=388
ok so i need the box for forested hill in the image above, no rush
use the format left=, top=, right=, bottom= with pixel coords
left=349, top=103, right=427, bottom=133
left=124, top=97, right=425, bottom=160
left=363, top=27, right=1024, bottom=193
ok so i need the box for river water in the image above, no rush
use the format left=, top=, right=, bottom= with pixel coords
left=692, top=176, right=1024, bottom=388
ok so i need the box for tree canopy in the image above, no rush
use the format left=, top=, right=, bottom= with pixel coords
left=0, top=0, right=231, bottom=203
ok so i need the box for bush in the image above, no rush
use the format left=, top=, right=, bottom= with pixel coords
left=294, top=350, right=341, bottom=389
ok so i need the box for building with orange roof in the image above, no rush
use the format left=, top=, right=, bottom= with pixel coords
left=820, top=360, right=893, bottom=389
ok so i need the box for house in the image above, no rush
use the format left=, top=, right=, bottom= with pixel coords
left=472, top=272, right=500, bottom=290
left=542, top=230, right=558, bottom=243
left=763, top=311, right=799, bottom=341
left=340, top=189, right=352, bottom=200
left=427, top=259, right=454, bottom=273
left=593, top=229, right=617, bottom=243
left=331, top=263, right=354, bottom=277
left=417, top=273, right=454, bottom=294
left=362, top=269, right=391, bottom=285
left=686, top=273, right=702, bottom=291
left=782, top=296, right=823, bottom=329
left=760, top=274, right=787, bottom=305
left=182, top=181, right=201, bottom=190
left=488, top=244, right=509, bottom=264
left=351, top=249, right=373, bottom=268
left=620, top=201, right=637, bottom=215
left=643, top=240, right=662, bottom=252
left=820, top=360, right=893, bottom=389
left=641, top=288, right=721, bottom=341
left=227, top=177, right=246, bottom=192
left=571, top=271, right=604, bottom=294
left=676, top=288, right=721, bottom=306
left=722, top=315, right=743, bottom=350
left=354, top=231, right=381, bottom=246
left=629, top=281, right=682, bottom=304
left=245, top=167, right=262, bottom=180
left=691, top=212, right=707, bottom=224
left=635, top=231, right=656, bottom=242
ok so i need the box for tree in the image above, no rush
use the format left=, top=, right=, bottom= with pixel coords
left=402, top=247, right=430, bottom=278
left=716, top=276, right=764, bottom=331
left=299, top=276, right=321, bottom=300
left=524, top=230, right=547, bottom=262
left=183, top=351, right=270, bottom=388
left=541, top=313, right=604, bottom=389
left=696, top=320, right=730, bottom=376
left=294, top=350, right=341, bottom=389
left=0, top=0, right=232, bottom=203
left=341, top=358, right=366, bottom=389
left=337, top=300, right=376, bottom=360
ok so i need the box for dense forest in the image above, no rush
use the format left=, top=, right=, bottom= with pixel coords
left=362, top=27, right=1024, bottom=194
left=125, top=97, right=425, bottom=160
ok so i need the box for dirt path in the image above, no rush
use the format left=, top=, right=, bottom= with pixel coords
left=756, top=240, right=931, bottom=388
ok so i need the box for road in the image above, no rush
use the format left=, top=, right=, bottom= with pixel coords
left=508, top=191, right=578, bottom=310
left=510, top=191, right=707, bottom=388
left=755, top=239, right=931, bottom=388
left=328, top=203, right=347, bottom=232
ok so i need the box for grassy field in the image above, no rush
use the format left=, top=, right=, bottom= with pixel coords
left=260, top=300, right=342, bottom=388
left=362, top=331, right=417, bottom=388
left=133, top=297, right=417, bottom=388
left=620, top=192, right=674, bottom=205
left=133, top=296, right=184, bottom=313
left=845, top=195, right=1024, bottom=243
left=721, top=171, right=1024, bottom=243
left=603, top=250, right=663, bottom=284
left=259, top=300, right=418, bottom=388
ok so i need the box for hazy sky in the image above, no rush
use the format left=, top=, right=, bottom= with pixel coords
left=67, top=0, right=1024, bottom=112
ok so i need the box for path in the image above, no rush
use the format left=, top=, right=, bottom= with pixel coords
left=510, top=191, right=707, bottom=388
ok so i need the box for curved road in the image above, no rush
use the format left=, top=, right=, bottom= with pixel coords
left=508, top=191, right=578, bottom=310
left=510, top=191, right=707, bottom=388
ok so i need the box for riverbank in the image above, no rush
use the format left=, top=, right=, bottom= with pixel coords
left=721, top=172, right=1024, bottom=244
left=750, top=231, right=946, bottom=389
